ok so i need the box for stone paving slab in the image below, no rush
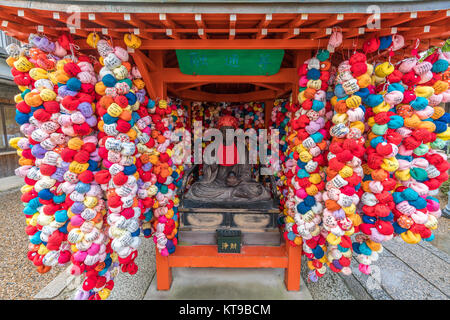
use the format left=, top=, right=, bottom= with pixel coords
left=144, top=267, right=312, bottom=300
left=383, top=237, right=449, bottom=297
left=109, top=236, right=156, bottom=300
left=418, top=241, right=450, bottom=265
left=350, top=242, right=448, bottom=300
left=0, top=175, right=22, bottom=193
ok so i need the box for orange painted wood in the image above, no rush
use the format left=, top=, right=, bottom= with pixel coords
left=131, top=51, right=157, bottom=99
left=264, top=100, right=274, bottom=129
left=168, top=245, right=289, bottom=268
left=155, top=247, right=173, bottom=290
left=284, top=239, right=302, bottom=291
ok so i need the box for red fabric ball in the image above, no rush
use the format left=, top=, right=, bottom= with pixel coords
left=43, top=101, right=60, bottom=113
left=78, top=170, right=94, bottom=184
left=16, top=101, right=31, bottom=114
left=64, top=62, right=81, bottom=76
left=351, top=62, right=368, bottom=77
left=73, top=150, right=90, bottom=163
left=61, top=148, right=77, bottom=162
left=113, top=172, right=128, bottom=186
left=116, top=120, right=131, bottom=133
left=95, top=170, right=111, bottom=185
left=40, top=164, right=57, bottom=176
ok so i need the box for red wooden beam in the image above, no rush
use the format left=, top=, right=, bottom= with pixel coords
left=131, top=51, right=157, bottom=99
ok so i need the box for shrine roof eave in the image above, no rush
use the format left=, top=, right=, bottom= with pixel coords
left=0, top=0, right=449, bottom=14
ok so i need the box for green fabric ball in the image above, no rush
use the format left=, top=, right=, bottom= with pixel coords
left=372, top=123, right=388, bottom=136
left=431, top=138, right=446, bottom=150
left=410, top=167, right=428, bottom=182
left=413, top=144, right=429, bottom=156
left=160, top=184, right=168, bottom=194
left=317, top=49, right=330, bottom=62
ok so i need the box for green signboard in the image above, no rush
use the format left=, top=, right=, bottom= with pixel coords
left=176, top=49, right=285, bottom=76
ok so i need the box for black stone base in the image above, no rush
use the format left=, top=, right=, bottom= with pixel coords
left=182, top=198, right=279, bottom=210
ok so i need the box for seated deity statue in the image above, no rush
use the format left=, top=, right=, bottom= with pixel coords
left=184, top=115, right=272, bottom=202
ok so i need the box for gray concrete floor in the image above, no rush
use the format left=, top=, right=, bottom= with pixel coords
left=144, top=267, right=312, bottom=300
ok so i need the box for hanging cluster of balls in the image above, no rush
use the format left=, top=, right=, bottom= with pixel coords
left=190, top=102, right=265, bottom=130
left=6, top=31, right=190, bottom=299
left=6, top=34, right=121, bottom=300
left=269, top=99, right=292, bottom=224
left=389, top=49, right=450, bottom=245
left=145, top=98, right=187, bottom=257
left=283, top=50, right=333, bottom=281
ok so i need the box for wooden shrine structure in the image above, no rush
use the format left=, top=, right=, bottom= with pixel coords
left=0, top=0, right=449, bottom=291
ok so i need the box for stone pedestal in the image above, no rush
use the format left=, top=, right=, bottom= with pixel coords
left=179, top=199, right=282, bottom=246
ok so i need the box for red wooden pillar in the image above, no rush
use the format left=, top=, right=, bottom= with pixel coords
left=284, top=238, right=302, bottom=291
left=151, top=50, right=167, bottom=99
left=155, top=249, right=172, bottom=290
left=264, top=99, right=274, bottom=129
left=183, top=100, right=193, bottom=129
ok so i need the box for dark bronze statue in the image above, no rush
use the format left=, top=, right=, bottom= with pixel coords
left=182, top=115, right=272, bottom=203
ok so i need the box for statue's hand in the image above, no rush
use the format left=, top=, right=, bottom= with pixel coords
left=226, top=175, right=241, bottom=187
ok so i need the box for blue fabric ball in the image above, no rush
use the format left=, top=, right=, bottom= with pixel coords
left=387, top=82, right=405, bottom=93
left=304, top=196, right=316, bottom=207
left=409, top=197, right=427, bottom=209
left=334, top=84, right=347, bottom=98
left=359, top=242, right=372, bottom=256
left=370, top=136, right=386, bottom=148
left=75, top=182, right=91, bottom=194
left=312, top=100, right=324, bottom=111
left=125, top=92, right=137, bottom=105
left=30, top=232, right=42, bottom=245
left=38, top=189, right=53, bottom=200
left=355, top=87, right=370, bottom=100
left=123, top=164, right=137, bottom=175
left=87, top=159, right=99, bottom=171
left=392, top=222, right=407, bottom=234
left=312, top=245, right=324, bottom=259
left=15, top=111, right=29, bottom=125
left=102, top=74, right=117, bottom=87
left=55, top=210, right=68, bottom=223
left=379, top=36, right=392, bottom=50
left=431, top=59, right=449, bottom=73
left=410, top=97, right=428, bottom=110
left=102, top=113, right=118, bottom=124
left=366, top=94, right=384, bottom=107
left=296, top=202, right=311, bottom=214
left=402, top=188, right=419, bottom=201
left=387, top=115, right=404, bottom=129
left=352, top=242, right=361, bottom=255
left=392, top=192, right=403, bottom=204
left=307, top=68, right=321, bottom=80
left=362, top=215, right=376, bottom=224
left=311, top=132, right=324, bottom=143
left=438, top=112, right=450, bottom=124
left=297, top=169, right=309, bottom=178
left=66, top=77, right=81, bottom=92
left=53, top=194, right=66, bottom=204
